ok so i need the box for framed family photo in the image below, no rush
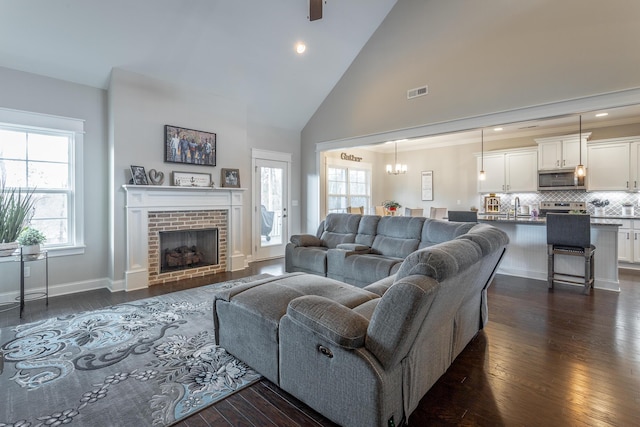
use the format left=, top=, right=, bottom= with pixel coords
left=130, top=165, right=149, bottom=185
left=165, top=125, right=216, bottom=166
left=221, top=168, right=240, bottom=188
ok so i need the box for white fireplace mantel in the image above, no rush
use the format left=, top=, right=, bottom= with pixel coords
left=122, top=185, right=246, bottom=291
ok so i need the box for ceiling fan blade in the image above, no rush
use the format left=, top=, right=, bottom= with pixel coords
left=309, top=0, right=323, bottom=21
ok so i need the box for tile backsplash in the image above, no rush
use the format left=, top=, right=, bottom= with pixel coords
left=480, top=191, right=640, bottom=217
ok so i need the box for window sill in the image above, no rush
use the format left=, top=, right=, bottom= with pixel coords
left=0, top=245, right=86, bottom=263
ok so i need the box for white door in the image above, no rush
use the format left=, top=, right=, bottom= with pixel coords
left=253, top=154, right=290, bottom=260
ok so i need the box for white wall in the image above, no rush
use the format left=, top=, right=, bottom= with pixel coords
left=108, top=69, right=301, bottom=285
left=0, top=66, right=109, bottom=297
left=300, top=0, right=640, bottom=232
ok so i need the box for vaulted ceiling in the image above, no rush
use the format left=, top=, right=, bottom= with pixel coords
left=0, top=0, right=397, bottom=129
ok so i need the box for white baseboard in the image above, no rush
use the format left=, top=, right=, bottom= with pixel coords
left=0, top=277, right=112, bottom=303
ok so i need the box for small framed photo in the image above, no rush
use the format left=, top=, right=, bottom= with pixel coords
left=130, top=165, right=149, bottom=185
left=172, top=171, right=212, bottom=187
left=165, top=124, right=216, bottom=166
left=221, top=168, right=240, bottom=188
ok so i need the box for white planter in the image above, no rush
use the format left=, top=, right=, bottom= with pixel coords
left=0, top=241, right=19, bottom=257
left=21, top=244, right=41, bottom=255
left=593, top=207, right=606, bottom=217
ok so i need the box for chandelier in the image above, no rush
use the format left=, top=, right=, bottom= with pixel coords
left=386, top=141, right=407, bottom=175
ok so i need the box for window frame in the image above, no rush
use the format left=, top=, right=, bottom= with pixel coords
left=0, top=107, right=85, bottom=257
left=325, top=158, right=372, bottom=215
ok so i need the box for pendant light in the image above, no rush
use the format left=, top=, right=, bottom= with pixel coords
left=386, top=141, right=407, bottom=175
left=575, top=115, right=586, bottom=178
left=478, top=129, right=486, bottom=181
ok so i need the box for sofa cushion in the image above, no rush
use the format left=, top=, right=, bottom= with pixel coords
left=342, top=254, right=404, bottom=286
left=355, top=215, right=380, bottom=247
left=456, top=223, right=510, bottom=255
left=371, top=216, right=424, bottom=257
left=419, top=219, right=476, bottom=248
left=395, top=238, right=482, bottom=282
left=320, top=213, right=362, bottom=248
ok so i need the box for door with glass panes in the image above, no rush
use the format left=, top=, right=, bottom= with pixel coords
left=253, top=158, right=289, bottom=260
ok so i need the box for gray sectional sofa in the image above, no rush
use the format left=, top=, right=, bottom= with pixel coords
left=286, top=213, right=477, bottom=286
left=213, top=216, right=509, bottom=427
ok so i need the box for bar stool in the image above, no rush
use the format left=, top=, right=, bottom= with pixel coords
left=546, top=213, right=595, bottom=295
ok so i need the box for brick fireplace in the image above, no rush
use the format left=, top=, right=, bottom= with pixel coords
left=148, top=210, right=227, bottom=285
left=123, top=185, right=246, bottom=291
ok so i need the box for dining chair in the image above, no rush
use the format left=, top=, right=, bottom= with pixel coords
left=429, top=207, right=447, bottom=220
left=374, top=206, right=386, bottom=216
left=405, top=207, right=424, bottom=217
left=347, top=206, right=364, bottom=214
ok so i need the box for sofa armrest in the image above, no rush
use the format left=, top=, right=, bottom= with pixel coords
left=363, top=274, right=396, bottom=296
left=290, top=234, right=323, bottom=247
left=286, top=295, right=369, bottom=348
left=336, top=243, right=371, bottom=252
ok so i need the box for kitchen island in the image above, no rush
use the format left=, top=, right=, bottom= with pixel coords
left=479, top=216, right=622, bottom=292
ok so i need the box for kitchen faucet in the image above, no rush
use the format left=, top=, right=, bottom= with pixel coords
left=514, top=197, right=520, bottom=218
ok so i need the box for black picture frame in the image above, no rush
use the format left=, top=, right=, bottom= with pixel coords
left=164, top=125, right=216, bottom=166
left=221, top=168, right=240, bottom=188
left=130, top=165, right=149, bottom=185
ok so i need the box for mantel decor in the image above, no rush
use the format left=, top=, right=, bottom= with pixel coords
left=221, top=168, right=240, bottom=188
left=165, top=125, right=216, bottom=166
left=130, top=165, right=149, bottom=185
left=172, top=171, right=213, bottom=187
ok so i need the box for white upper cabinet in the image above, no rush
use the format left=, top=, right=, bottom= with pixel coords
left=587, top=137, right=640, bottom=191
left=477, top=148, right=538, bottom=193
left=535, top=133, right=590, bottom=170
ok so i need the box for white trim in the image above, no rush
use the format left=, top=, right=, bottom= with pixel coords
left=0, top=107, right=85, bottom=253
left=0, top=277, right=110, bottom=304
left=315, top=88, right=640, bottom=152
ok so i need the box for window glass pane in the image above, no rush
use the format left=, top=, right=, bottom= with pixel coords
left=328, top=196, right=347, bottom=211
left=0, top=159, right=28, bottom=187
left=32, top=193, right=68, bottom=219
left=0, top=129, right=27, bottom=159
left=28, top=133, right=69, bottom=163
left=350, top=196, right=369, bottom=208
left=30, top=218, right=67, bottom=245
left=28, top=161, right=69, bottom=188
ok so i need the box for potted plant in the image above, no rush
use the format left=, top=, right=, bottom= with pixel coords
left=0, top=180, right=36, bottom=256
left=17, top=227, right=46, bottom=256
left=589, top=198, right=609, bottom=217
left=383, top=200, right=402, bottom=215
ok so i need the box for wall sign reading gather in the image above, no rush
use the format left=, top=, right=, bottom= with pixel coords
left=340, top=152, right=362, bottom=162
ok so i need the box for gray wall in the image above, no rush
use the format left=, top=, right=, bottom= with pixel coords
left=301, top=0, right=640, bottom=232
left=0, top=66, right=109, bottom=293
left=108, top=69, right=301, bottom=285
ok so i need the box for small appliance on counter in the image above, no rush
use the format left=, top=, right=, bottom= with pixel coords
left=622, top=205, right=635, bottom=216
left=539, top=201, right=586, bottom=217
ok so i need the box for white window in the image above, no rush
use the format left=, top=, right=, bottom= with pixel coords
left=0, top=108, right=84, bottom=254
left=326, top=164, right=371, bottom=214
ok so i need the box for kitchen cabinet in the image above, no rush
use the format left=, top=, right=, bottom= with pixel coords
left=618, top=219, right=640, bottom=264
left=535, top=133, right=590, bottom=170
left=477, top=148, right=537, bottom=193
left=587, top=137, right=640, bottom=191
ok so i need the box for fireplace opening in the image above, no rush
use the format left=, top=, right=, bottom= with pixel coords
left=159, top=228, right=219, bottom=273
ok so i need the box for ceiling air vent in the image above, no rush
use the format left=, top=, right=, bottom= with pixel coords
left=407, top=85, right=428, bottom=100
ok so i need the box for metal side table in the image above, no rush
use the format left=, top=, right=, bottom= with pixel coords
left=19, top=248, right=49, bottom=318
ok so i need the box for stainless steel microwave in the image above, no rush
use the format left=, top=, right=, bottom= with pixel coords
left=538, top=168, right=586, bottom=190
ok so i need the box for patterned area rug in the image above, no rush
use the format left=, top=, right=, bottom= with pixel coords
left=0, top=274, right=271, bottom=426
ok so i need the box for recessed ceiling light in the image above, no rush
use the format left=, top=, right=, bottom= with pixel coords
left=493, top=127, right=503, bottom=131
left=295, top=42, right=306, bottom=54
left=595, top=112, right=608, bottom=117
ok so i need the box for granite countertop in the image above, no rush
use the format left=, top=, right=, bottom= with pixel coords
left=478, top=215, right=623, bottom=227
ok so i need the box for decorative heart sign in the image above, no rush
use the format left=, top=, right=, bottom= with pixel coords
left=148, top=169, right=165, bottom=185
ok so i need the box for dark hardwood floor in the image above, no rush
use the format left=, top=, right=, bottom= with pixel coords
left=2, top=260, right=639, bottom=426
